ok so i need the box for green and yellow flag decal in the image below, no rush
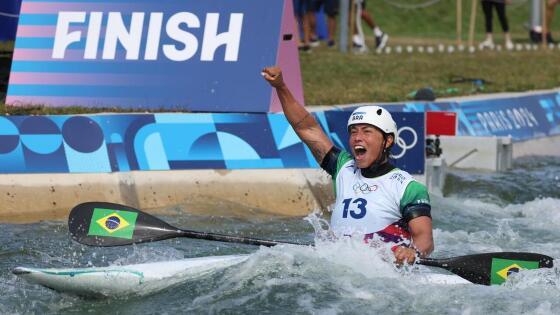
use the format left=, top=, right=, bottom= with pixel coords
left=87, top=208, right=138, bottom=239
left=490, top=258, right=539, bottom=285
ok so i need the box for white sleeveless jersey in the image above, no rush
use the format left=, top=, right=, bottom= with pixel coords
left=330, top=151, right=428, bottom=236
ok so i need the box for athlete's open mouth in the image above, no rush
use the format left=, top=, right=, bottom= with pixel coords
left=354, top=145, right=367, bottom=158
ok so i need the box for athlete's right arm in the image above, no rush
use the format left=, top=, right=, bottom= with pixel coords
left=262, top=66, right=333, bottom=163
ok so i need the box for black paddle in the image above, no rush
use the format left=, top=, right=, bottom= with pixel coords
left=69, top=202, right=554, bottom=286
left=69, top=202, right=304, bottom=247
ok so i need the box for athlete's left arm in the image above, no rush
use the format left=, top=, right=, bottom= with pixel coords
left=394, top=217, right=433, bottom=265
left=394, top=180, right=434, bottom=265
left=408, top=216, right=434, bottom=257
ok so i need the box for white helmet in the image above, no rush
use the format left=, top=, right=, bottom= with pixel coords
left=347, top=106, right=397, bottom=135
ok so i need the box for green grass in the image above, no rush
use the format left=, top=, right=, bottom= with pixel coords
left=300, top=48, right=560, bottom=105
left=1, top=2, right=560, bottom=113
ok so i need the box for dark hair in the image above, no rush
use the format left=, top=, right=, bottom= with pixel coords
left=382, top=133, right=395, bottom=162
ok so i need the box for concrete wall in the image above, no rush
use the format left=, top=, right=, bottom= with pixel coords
left=0, top=169, right=334, bottom=223
left=512, top=134, right=560, bottom=158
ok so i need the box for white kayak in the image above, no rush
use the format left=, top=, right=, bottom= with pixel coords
left=13, top=254, right=249, bottom=298
left=13, top=254, right=471, bottom=298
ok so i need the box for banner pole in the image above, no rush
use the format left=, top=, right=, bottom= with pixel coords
left=339, top=0, right=349, bottom=53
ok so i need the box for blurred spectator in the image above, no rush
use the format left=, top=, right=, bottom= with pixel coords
left=308, top=0, right=339, bottom=48
left=353, top=0, right=389, bottom=52
left=480, top=0, right=514, bottom=50
left=294, top=0, right=314, bottom=52
left=545, top=0, right=558, bottom=43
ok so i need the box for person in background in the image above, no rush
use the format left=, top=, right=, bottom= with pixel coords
left=545, top=0, right=558, bottom=43
left=262, top=66, right=434, bottom=265
left=480, top=0, right=514, bottom=50
left=293, top=0, right=313, bottom=52
left=353, top=0, right=389, bottom=52
left=307, top=0, right=339, bottom=48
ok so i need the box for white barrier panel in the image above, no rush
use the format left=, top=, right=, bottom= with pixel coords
left=438, top=136, right=512, bottom=172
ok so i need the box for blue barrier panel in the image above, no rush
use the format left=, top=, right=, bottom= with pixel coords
left=0, top=0, right=21, bottom=41
left=7, top=0, right=304, bottom=112
left=0, top=110, right=425, bottom=174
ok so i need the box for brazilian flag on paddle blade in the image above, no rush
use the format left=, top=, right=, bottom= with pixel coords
left=87, top=208, right=138, bottom=239
left=490, top=258, right=539, bottom=285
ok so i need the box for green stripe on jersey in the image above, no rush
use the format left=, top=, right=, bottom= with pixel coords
left=333, top=151, right=354, bottom=194
left=399, top=181, right=430, bottom=212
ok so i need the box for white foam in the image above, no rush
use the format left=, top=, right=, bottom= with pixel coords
left=502, top=198, right=560, bottom=225
left=506, top=267, right=560, bottom=287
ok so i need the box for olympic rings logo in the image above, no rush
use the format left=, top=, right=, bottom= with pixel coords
left=391, top=126, right=418, bottom=159
left=352, top=182, right=378, bottom=194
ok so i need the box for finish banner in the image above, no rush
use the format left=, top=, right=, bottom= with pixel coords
left=6, top=0, right=303, bottom=112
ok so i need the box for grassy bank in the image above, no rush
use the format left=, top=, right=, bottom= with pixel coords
left=300, top=48, right=560, bottom=105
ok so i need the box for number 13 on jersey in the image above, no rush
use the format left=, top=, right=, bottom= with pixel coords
left=342, top=198, right=367, bottom=219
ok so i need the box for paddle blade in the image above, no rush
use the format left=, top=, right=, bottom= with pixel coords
left=69, top=202, right=182, bottom=246
left=419, top=252, right=554, bottom=285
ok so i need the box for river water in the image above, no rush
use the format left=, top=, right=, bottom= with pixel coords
left=1, top=156, right=560, bottom=314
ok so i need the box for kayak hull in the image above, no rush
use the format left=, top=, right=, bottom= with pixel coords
left=13, top=254, right=471, bottom=298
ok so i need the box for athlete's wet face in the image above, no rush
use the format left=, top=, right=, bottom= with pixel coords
left=349, top=124, right=394, bottom=169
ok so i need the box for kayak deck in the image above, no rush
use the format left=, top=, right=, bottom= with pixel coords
left=13, top=254, right=249, bottom=298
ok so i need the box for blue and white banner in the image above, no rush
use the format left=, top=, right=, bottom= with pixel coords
left=3, top=90, right=558, bottom=175
left=0, top=110, right=425, bottom=174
